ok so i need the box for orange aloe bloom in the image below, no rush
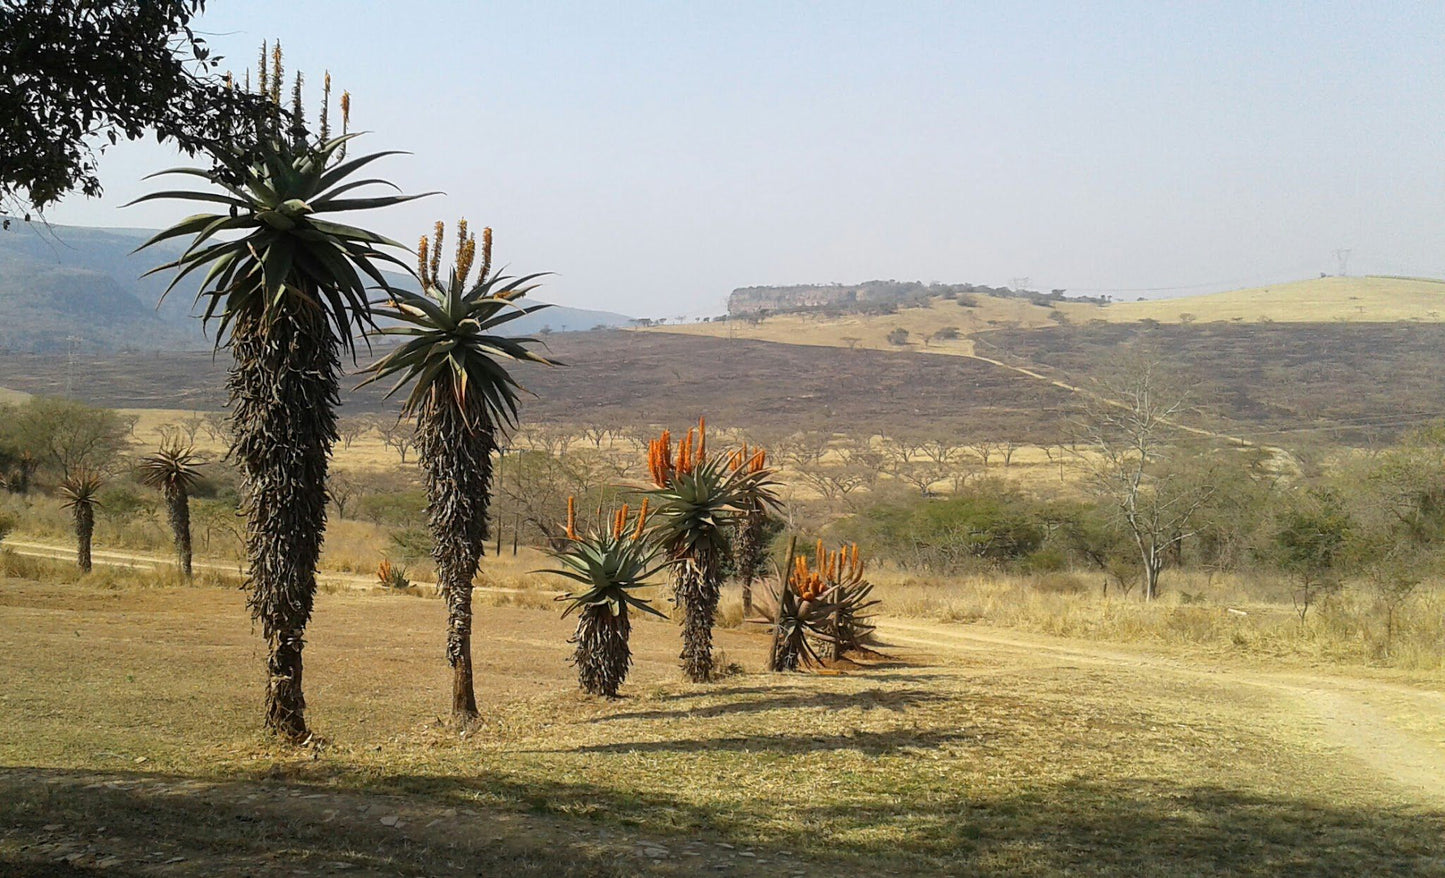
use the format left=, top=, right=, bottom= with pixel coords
left=648, top=430, right=674, bottom=487
left=633, top=498, right=650, bottom=540
left=566, top=495, right=577, bottom=540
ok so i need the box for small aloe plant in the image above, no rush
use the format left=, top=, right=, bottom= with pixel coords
left=767, top=541, right=880, bottom=670
left=768, top=545, right=838, bottom=672
left=545, top=498, right=667, bottom=698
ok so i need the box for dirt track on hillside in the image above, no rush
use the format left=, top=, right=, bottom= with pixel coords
left=879, top=617, right=1445, bottom=808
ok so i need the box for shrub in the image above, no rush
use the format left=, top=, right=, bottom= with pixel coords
left=837, top=487, right=1048, bottom=572
left=1032, top=571, right=1088, bottom=595
left=886, top=328, right=910, bottom=346
left=388, top=527, right=433, bottom=564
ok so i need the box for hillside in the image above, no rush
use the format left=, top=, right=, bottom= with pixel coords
left=0, top=331, right=1074, bottom=441
left=0, top=224, right=194, bottom=353
left=1079, top=276, right=1445, bottom=324
left=0, top=221, right=633, bottom=353
left=661, top=275, right=1445, bottom=355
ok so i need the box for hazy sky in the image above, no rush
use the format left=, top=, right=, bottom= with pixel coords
left=41, top=1, right=1445, bottom=317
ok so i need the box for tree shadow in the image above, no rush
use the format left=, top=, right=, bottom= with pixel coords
left=5, top=767, right=1444, bottom=876
left=597, top=686, right=950, bottom=722
left=0, top=767, right=634, bottom=878
left=562, top=726, right=978, bottom=757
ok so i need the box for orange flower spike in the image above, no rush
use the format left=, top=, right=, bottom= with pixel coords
left=698, top=417, right=706, bottom=461
left=612, top=507, right=625, bottom=539
left=566, top=495, right=576, bottom=540
left=633, top=498, right=650, bottom=540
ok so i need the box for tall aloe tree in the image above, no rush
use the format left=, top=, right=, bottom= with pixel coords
left=362, top=220, right=556, bottom=724
left=133, top=61, right=427, bottom=741
left=59, top=470, right=104, bottom=573
left=137, top=444, right=203, bottom=579
left=729, top=443, right=772, bottom=618
left=647, top=422, right=779, bottom=682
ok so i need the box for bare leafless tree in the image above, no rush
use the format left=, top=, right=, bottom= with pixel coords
left=377, top=417, right=419, bottom=464
left=337, top=415, right=371, bottom=451
left=1070, top=356, right=1216, bottom=601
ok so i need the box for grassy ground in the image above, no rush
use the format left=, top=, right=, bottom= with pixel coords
left=657, top=276, right=1445, bottom=355
left=3, top=574, right=1444, bottom=876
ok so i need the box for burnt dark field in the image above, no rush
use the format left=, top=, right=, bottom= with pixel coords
left=978, top=321, right=1445, bottom=445
left=8, top=322, right=1445, bottom=446
left=0, top=331, right=1072, bottom=440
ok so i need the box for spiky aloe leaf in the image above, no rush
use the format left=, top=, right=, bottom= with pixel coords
left=131, top=134, right=433, bottom=353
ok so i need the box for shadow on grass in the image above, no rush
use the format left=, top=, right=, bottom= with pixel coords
left=597, top=686, right=950, bottom=722
left=0, top=768, right=634, bottom=878
left=5, top=767, right=1444, bottom=877
left=564, top=726, right=977, bottom=757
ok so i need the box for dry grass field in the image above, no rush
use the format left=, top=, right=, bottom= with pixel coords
left=3, top=572, right=1445, bottom=877
left=1081, top=275, right=1445, bottom=325
left=659, top=276, right=1445, bottom=355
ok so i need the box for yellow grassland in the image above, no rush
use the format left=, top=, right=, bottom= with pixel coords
left=654, top=275, right=1445, bottom=354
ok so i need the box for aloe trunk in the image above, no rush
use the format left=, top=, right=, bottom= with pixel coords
left=573, top=604, right=632, bottom=698
left=418, top=399, right=493, bottom=723
left=73, top=503, right=93, bottom=573
left=163, top=483, right=193, bottom=579
left=736, top=507, right=765, bottom=618
left=677, top=552, right=720, bottom=682
left=230, top=305, right=339, bottom=742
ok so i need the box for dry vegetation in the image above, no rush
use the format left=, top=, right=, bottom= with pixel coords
left=7, top=279, right=1445, bottom=874
left=3, top=574, right=1444, bottom=876
left=658, top=276, right=1445, bottom=354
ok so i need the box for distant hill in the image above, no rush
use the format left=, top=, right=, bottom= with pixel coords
left=1079, top=276, right=1445, bottom=324
left=0, top=221, right=632, bottom=353
left=666, top=275, right=1445, bottom=357
left=726, top=280, right=1087, bottom=316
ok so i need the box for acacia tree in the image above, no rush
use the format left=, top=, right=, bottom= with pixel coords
left=1071, top=358, right=1216, bottom=601
left=1, top=0, right=274, bottom=215
left=137, top=57, right=427, bottom=741
left=137, top=444, right=204, bottom=579
left=362, top=220, right=555, bottom=724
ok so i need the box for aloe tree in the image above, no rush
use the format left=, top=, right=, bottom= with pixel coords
left=546, top=500, right=667, bottom=698
left=134, top=58, right=427, bottom=741
left=362, top=220, right=555, bottom=723
left=59, top=470, right=104, bottom=573
left=647, top=422, right=778, bottom=682
left=137, top=444, right=203, bottom=579
left=729, top=444, right=772, bottom=618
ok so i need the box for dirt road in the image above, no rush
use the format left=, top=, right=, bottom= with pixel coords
left=879, top=616, right=1445, bottom=809
left=2, top=537, right=538, bottom=595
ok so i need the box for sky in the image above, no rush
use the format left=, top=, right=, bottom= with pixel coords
left=39, top=1, right=1445, bottom=318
